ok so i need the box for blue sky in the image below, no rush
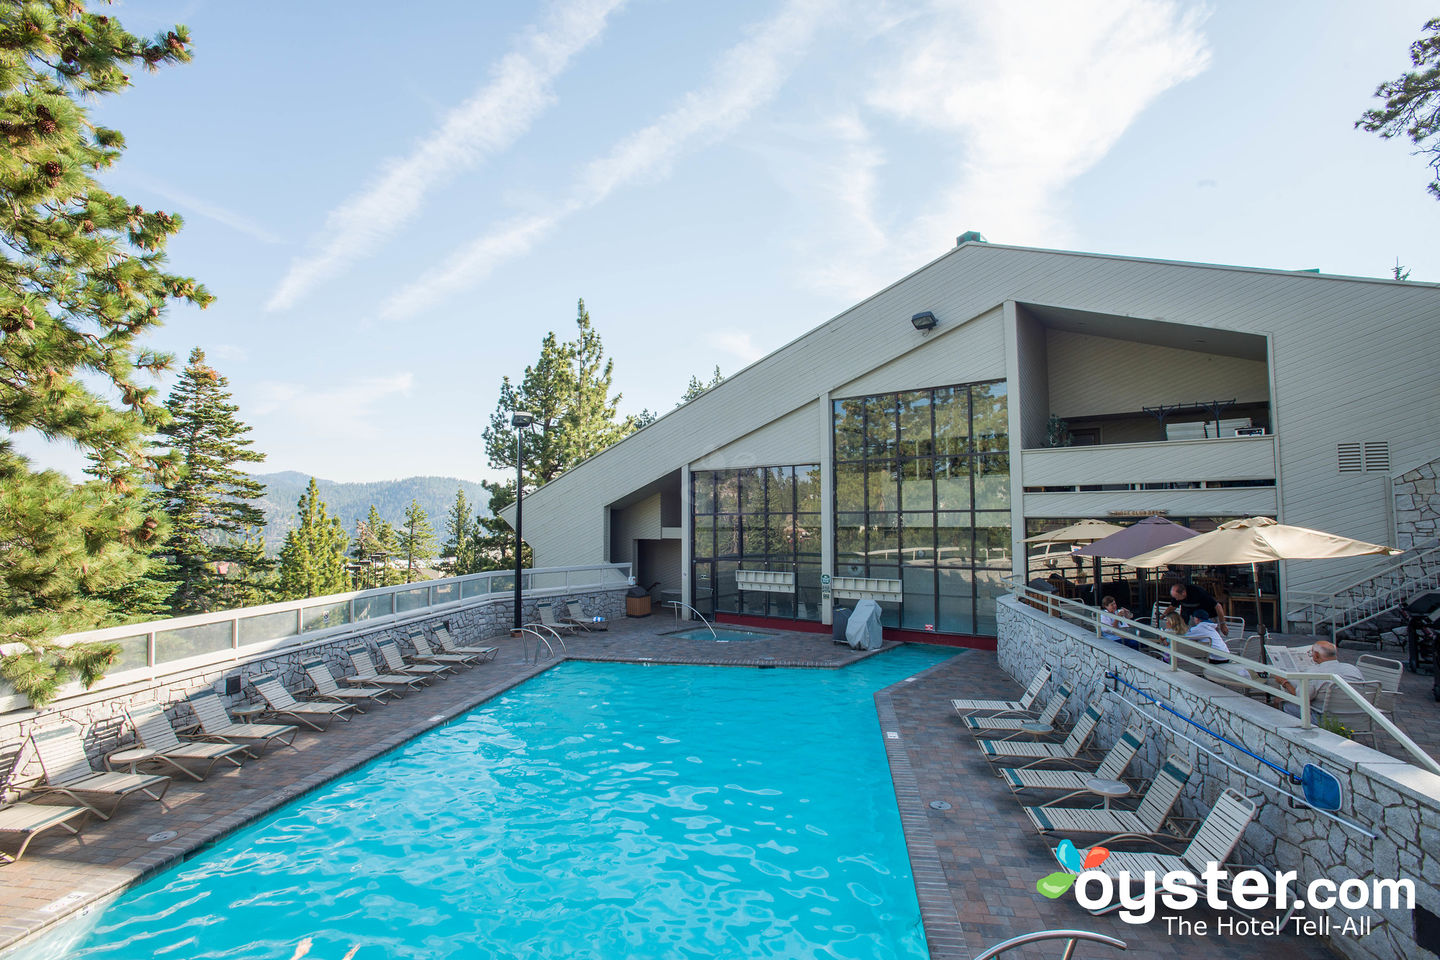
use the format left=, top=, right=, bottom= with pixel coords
left=14, top=0, right=1440, bottom=484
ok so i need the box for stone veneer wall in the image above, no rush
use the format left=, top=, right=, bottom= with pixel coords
left=997, top=596, right=1440, bottom=960
left=0, top=588, right=625, bottom=784
left=1395, top=456, right=1440, bottom=551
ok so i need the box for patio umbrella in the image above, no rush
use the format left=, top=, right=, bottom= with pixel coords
left=1125, top=517, right=1403, bottom=645
left=1073, top=516, right=1198, bottom=613
left=1023, top=520, right=1127, bottom=600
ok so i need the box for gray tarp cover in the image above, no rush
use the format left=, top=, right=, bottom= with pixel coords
left=846, top=598, right=884, bottom=650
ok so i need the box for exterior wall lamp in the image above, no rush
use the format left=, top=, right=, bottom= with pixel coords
left=911, top=311, right=938, bottom=332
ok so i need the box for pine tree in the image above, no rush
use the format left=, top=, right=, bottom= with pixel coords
left=151, top=348, right=268, bottom=614
left=398, top=499, right=437, bottom=580
left=678, top=365, right=724, bottom=406
left=1358, top=18, right=1440, bottom=200
left=442, top=486, right=475, bottom=575
left=0, top=3, right=210, bottom=702
left=470, top=480, right=531, bottom=572
left=277, top=479, right=348, bottom=600
left=350, top=505, right=399, bottom=587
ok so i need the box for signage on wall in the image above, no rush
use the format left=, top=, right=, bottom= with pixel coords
left=1107, top=509, right=1169, bottom=517
left=820, top=572, right=832, bottom=603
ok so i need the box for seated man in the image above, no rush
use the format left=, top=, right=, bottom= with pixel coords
left=1274, top=640, right=1365, bottom=717
left=1099, top=595, right=1139, bottom=649
left=1163, top=580, right=1228, bottom=635
left=1185, top=612, right=1250, bottom=678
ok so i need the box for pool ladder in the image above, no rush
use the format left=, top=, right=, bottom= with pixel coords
left=974, top=929, right=1126, bottom=959
left=664, top=601, right=716, bottom=638
left=518, top=623, right=568, bottom=664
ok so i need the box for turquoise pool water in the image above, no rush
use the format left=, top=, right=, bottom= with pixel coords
left=68, top=645, right=956, bottom=960
left=664, top=626, right=772, bottom=642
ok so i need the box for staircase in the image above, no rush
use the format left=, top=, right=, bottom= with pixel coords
left=1286, top=539, right=1440, bottom=643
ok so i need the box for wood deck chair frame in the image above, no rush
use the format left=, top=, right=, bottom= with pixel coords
left=407, top=628, right=478, bottom=667
left=0, top=801, right=90, bottom=864
left=182, top=689, right=298, bottom=757
left=346, top=646, right=427, bottom=692
left=1000, top=718, right=1146, bottom=796
left=951, top=667, right=1052, bottom=718
left=1024, top=753, right=1198, bottom=846
left=977, top=703, right=1103, bottom=763
left=962, top=684, right=1072, bottom=734
left=249, top=674, right=357, bottom=731
left=433, top=624, right=498, bottom=661
left=303, top=658, right=395, bottom=709
left=26, top=725, right=169, bottom=819
left=376, top=640, right=452, bottom=681
left=117, top=704, right=248, bottom=781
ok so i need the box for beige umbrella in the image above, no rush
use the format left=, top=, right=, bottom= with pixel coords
left=1023, top=519, right=1126, bottom=543
left=1125, top=517, right=1403, bottom=645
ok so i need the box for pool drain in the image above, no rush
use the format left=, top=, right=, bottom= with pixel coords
left=929, top=801, right=952, bottom=811
left=148, top=830, right=178, bottom=843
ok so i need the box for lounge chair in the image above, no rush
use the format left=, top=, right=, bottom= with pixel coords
left=117, top=704, right=248, bottom=781
left=407, top=628, right=478, bottom=667
left=182, top=689, right=299, bottom=757
left=962, top=684, right=1072, bottom=734
left=1024, top=754, right=1197, bottom=846
left=347, top=645, right=428, bottom=692
left=951, top=667, right=1051, bottom=717
left=433, top=624, right=498, bottom=661
left=533, top=602, right=579, bottom=636
left=1356, top=654, right=1403, bottom=719
left=1058, top=789, right=1274, bottom=918
left=977, top=703, right=1102, bottom=762
left=303, top=658, right=395, bottom=709
left=248, top=674, right=357, bottom=731
left=1000, top=719, right=1145, bottom=796
left=376, top=639, right=452, bottom=681
left=27, top=725, right=169, bottom=819
left=0, top=802, right=90, bottom=864
left=564, top=599, right=607, bottom=631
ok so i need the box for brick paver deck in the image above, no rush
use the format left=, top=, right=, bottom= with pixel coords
left=1, top=614, right=1414, bottom=958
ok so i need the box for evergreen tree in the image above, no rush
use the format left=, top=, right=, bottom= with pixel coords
left=1358, top=17, right=1440, bottom=200
left=0, top=2, right=209, bottom=702
left=277, top=479, right=348, bottom=600
left=470, top=480, right=531, bottom=572
left=442, top=486, right=476, bottom=575
left=350, top=505, right=400, bottom=587
left=398, top=499, right=437, bottom=579
left=151, top=348, right=268, bottom=614
left=678, top=365, right=724, bottom=405
left=210, top=529, right=274, bottom=608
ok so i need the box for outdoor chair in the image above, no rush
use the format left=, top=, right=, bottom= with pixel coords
left=346, top=646, right=428, bottom=692
left=407, top=628, right=479, bottom=667
left=303, top=658, right=395, bottom=709
left=26, top=725, right=170, bottom=819
left=434, top=624, right=498, bottom=660
left=1316, top=679, right=1381, bottom=746
left=1223, top=616, right=1250, bottom=640
left=977, top=704, right=1102, bottom=763
left=1000, top=719, right=1146, bottom=796
left=1023, top=754, right=1197, bottom=846
left=249, top=674, right=357, bottom=731
left=951, top=667, right=1051, bottom=717
left=376, top=640, right=452, bottom=681
left=181, top=689, right=299, bottom=757
left=1057, top=790, right=1282, bottom=920
left=0, top=801, right=90, bottom=864
left=116, top=704, right=248, bottom=781
left=962, top=684, right=1071, bottom=734
left=1355, top=654, right=1403, bottom=719
left=564, top=599, right=607, bottom=631
left=534, top=602, right=579, bottom=636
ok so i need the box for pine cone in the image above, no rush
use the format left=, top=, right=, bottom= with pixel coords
left=81, top=219, right=94, bottom=232
left=43, top=160, right=61, bottom=178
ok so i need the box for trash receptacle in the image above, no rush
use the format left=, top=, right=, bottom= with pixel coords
left=832, top=607, right=851, bottom=643
left=625, top=586, right=652, bottom=617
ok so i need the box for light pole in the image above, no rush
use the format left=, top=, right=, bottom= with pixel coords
left=511, top=411, right=536, bottom=633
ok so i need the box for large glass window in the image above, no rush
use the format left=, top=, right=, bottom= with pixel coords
left=692, top=464, right=822, bottom=621
left=832, top=380, right=1008, bottom=633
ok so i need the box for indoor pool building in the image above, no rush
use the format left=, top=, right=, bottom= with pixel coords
left=503, top=238, right=1440, bottom=644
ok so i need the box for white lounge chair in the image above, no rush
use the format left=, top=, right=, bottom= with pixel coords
left=563, top=599, right=607, bottom=632
left=1000, top=719, right=1145, bottom=796
left=27, top=725, right=169, bottom=819
left=182, top=689, right=299, bottom=757
left=533, top=602, right=579, bottom=636
left=249, top=674, right=357, bottom=731
left=0, top=802, right=90, bottom=864
left=303, top=658, right=395, bottom=709
left=434, top=624, right=498, bottom=661
left=977, top=703, right=1102, bottom=762
left=407, top=628, right=477, bottom=667
left=1024, top=754, right=1197, bottom=845
left=117, top=704, right=248, bottom=781
left=951, top=667, right=1051, bottom=717
left=376, top=640, right=451, bottom=681
left=962, top=684, right=1072, bottom=734
left=346, top=646, right=428, bottom=692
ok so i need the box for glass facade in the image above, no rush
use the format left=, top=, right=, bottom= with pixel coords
left=691, top=465, right=822, bottom=620
left=833, top=380, right=1010, bottom=634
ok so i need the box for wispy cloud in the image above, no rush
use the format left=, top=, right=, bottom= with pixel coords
left=379, top=0, right=833, bottom=321
left=801, top=0, right=1211, bottom=298
left=252, top=372, right=413, bottom=439
left=705, top=330, right=767, bottom=365
left=121, top=173, right=286, bottom=246
left=266, top=0, right=627, bottom=312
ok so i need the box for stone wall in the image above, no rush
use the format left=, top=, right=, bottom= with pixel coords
left=0, top=588, right=625, bottom=786
left=1395, top=457, right=1440, bottom=551
left=997, top=596, right=1440, bottom=960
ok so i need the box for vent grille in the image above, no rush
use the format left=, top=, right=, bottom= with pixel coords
left=1338, top=441, right=1389, bottom=473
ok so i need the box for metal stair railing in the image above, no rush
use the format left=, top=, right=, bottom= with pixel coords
left=1286, top=540, right=1440, bottom=637
left=664, top=600, right=716, bottom=638
left=518, top=624, right=567, bottom=664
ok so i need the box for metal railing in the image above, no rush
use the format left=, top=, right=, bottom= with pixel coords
left=664, top=600, right=716, bottom=638
left=518, top=624, right=567, bottom=665
left=0, top=563, right=630, bottom=714
left=974, top=929, right=1126, bottom=960
left=1004, top=578, right=1440, bottom=776
left=1287, top=539, right=1440, bottom=639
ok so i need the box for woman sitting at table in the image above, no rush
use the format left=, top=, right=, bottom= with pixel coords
left=1185, top=611, right=1250, bottom=678
left=1099, top=596, right=1139, bottom=649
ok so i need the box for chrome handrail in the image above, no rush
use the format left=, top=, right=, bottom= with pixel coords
left=521, top=622, right=568, bottom=659
left=664, top=601, right=716, bottom=638
left=973, top=929, right=1126, bottom=960
left=516, top=627, right=558, bottom=665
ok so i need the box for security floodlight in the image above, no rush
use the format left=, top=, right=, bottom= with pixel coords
left=511, top=411, right=537, bottom=428
left=911, top=311, right=938, bottom=332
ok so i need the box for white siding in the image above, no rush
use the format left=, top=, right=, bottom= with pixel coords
left=1014, top=305, right=1050, bottom=448
left=608, top=494, right=662, bottom=565
left=830, top=307, right=1006, bottom=398
left=690, top=401, right=821, bottom=470
left=1020, top=436, right=1276, bottom=487
left=1023, top=487, right=1278, bottom=519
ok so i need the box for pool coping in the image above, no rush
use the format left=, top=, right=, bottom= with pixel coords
left=0, top=640, right=950, bottom=958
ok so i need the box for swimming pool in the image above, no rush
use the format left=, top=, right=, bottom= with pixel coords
left=63, top=645, right=957, bottom=959
left=664, top=626, right=772, bottom=642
